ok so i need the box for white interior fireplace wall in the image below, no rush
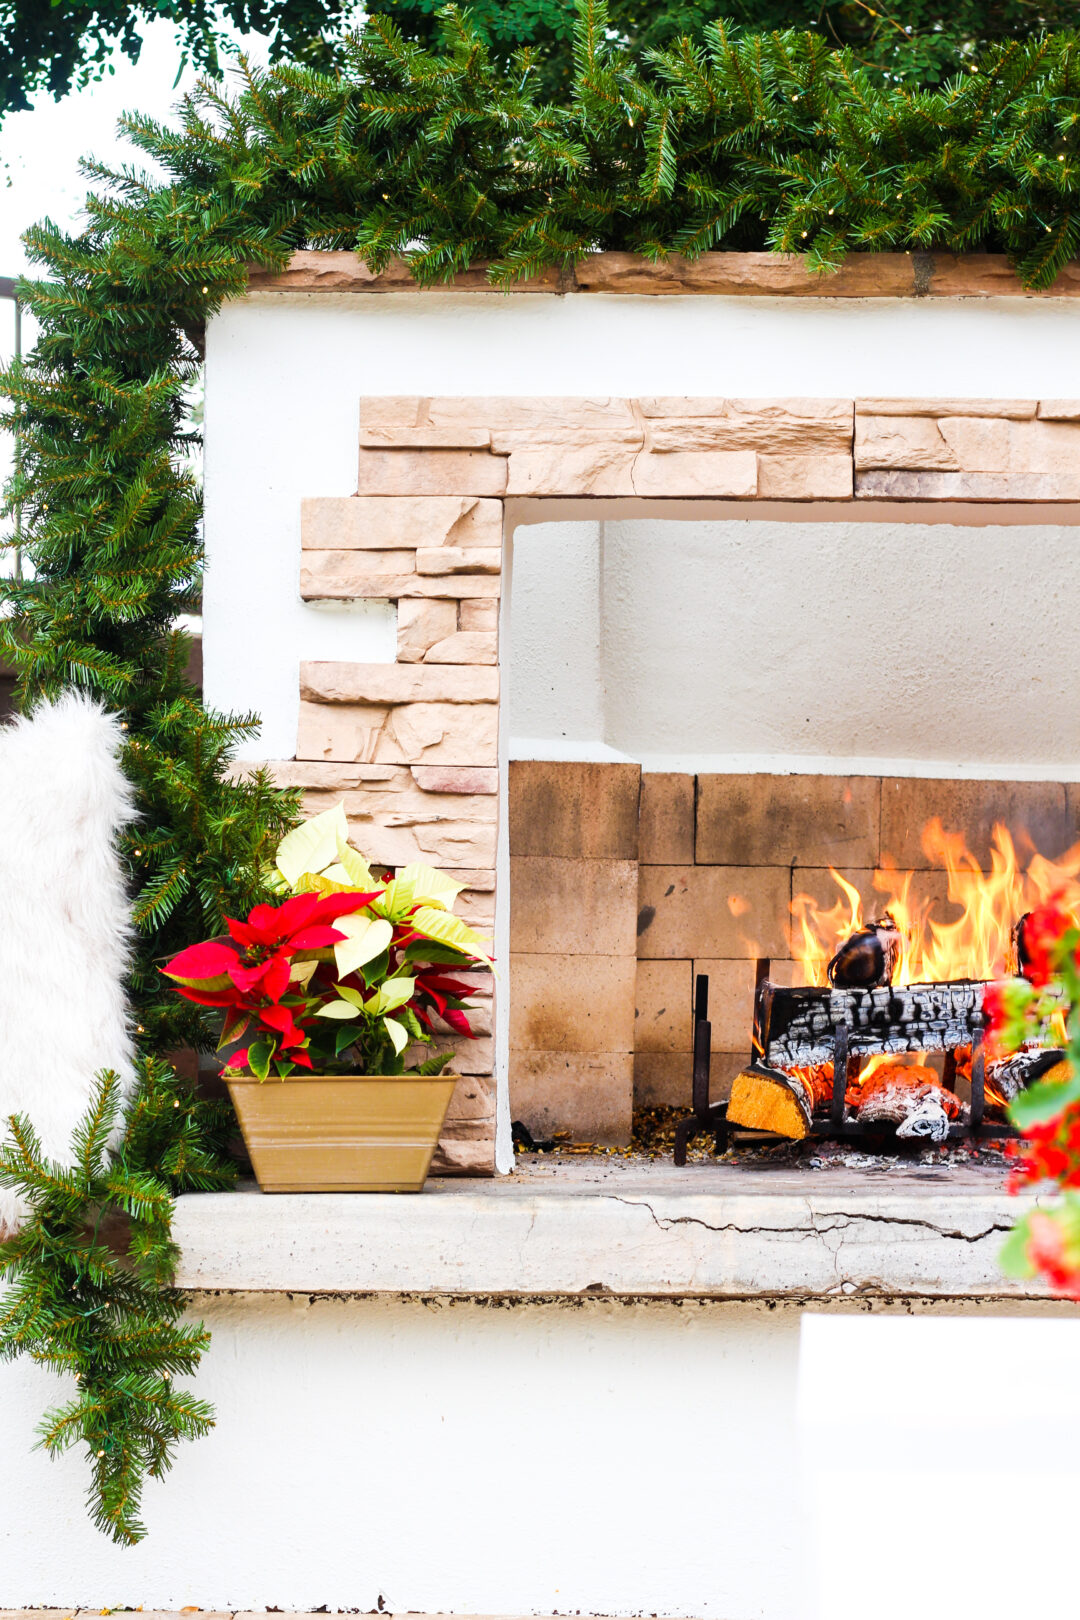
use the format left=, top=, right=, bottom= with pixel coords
left=507, top=514, right=1080, bottom=775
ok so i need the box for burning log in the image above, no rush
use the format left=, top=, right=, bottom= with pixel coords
left=827, top=914, right=901, bottom=989
left=727, top=1065, right=813, bottom=1140
left=855, top=1064, right=963, bottom=1141
left=987, top=1048, right=1069, bottom=1104
left=760, top=979, right=986, bottom=1070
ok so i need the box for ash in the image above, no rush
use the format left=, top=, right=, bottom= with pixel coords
left=513, top=1106, right=1011, bottom=1171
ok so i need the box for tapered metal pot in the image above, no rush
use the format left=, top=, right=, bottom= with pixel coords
left=225, top=1071, right=458, bottom=1192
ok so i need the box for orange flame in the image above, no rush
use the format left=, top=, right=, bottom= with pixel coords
left=790, top=819, right=1080, bottom=988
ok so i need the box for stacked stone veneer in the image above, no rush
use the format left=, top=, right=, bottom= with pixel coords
left=289, top=392, right=1080, bottom=1169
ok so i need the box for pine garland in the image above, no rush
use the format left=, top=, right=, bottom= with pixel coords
left=4, top=0, right=1080, bottom=1543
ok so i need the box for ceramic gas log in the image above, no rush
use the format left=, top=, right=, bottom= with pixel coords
left=758, top=977, right=987, bottom=1070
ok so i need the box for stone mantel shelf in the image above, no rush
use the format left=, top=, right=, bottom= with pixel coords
left=246, top=249, right=1080, bottom=298
left=172, top=1159, right=1052, bottom=1301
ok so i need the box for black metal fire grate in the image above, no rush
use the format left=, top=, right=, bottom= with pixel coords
left=673, top=965, right=1036, bottom=1165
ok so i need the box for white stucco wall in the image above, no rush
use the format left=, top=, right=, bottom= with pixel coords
left=0, top=1293, right=1068, bottom=1614
left=124, top=290, right=1080, bottom=1619
left=507, top=515, right=1080, bottom=776
left=204, top=290, right=1080, bottom=765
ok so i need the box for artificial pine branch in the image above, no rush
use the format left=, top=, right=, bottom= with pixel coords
left=0, top=1064, right=232, bottom=1544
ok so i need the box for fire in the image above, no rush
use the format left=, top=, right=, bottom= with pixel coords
left=790, top=818, right=1080, bottom=988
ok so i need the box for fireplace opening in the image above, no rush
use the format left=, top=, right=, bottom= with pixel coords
left=505, top=511, right=1080, bottom=1164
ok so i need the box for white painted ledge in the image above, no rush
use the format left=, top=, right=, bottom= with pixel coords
left=172, top=1160, right=1050, bottom=1301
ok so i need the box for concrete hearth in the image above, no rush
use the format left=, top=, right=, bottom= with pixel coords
left=172, top=1158, right=1049, bottom=1300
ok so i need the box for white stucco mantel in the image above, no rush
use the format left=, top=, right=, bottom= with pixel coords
left=172, top=1160, right=1048, bottom=1300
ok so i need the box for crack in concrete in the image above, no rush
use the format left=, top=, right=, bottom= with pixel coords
left=608, top=1194, right=1012, bottom=1246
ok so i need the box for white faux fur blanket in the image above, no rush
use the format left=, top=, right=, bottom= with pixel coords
left=0, top=693, right=137, bottom=1234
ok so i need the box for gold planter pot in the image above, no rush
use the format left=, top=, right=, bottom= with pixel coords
left=225, top=1071, right=458, bottom=1193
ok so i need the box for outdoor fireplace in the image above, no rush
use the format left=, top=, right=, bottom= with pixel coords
left=675, top=822, right=1076, bottom=1160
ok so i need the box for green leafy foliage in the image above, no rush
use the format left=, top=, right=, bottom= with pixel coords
left=0, top=1063, right=236, bottom=1544
left=6, top=0, right=1074, bottom=124
left=3, top=4, right=1077, bottom=307
left=0, top=0, right=366, bottom=117
left=370, top=0, right=1080, bottom=97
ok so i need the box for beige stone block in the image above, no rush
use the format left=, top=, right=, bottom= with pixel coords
left=694, top=958, right=798, bottom=1051
left=457, top=886, right=496, bottom=930
left=412, top=765, right=498, bottom=794
left=640, top=397, right=852, bottom=450
left=248, top=252, right=562, bottom=295
left=458, top=598, right=499, bottom=632
left=264, top=760, right=400, bottom=790
left=416, top=546, right=502, bottom=575
left=573, top=250, right=918, bottom=297
left=301, top=553, right=502, bottom=599
left=630, top=449, right=757, bottom=497
left=444, top=1073, right=496, bottom=1120
left=855, top=415, right=957, bottom=471
left=397, top=596, right=458, bottom=662
left=510, top=856, right=638, bottom=955
left=358, top=426, right=491, bottom=448
left=430, top=1130, right=496, bottom=1176
left=696, top=774, right=881, bottom=867
left=636, top=865, right=791, bottom=959
left=855, top=467, right=1080, bottom=500
left=302, top=494, right=503, bottom=550
left=939, top=415, right=1080, bottom=474
left=755, top=453, right=852, bottom=498
left=300, top=661, right=498, bottom=705
left=635, top=958, right=692, bottom=1053
left=509, top=760, right=640, bottom=859
left=446, top=1035, right=495, bottom=1075
left=413, top=1034, right=495, bottom=1078
left=510, top=954, right=636, bottom=1052
left=297, top=699, right=498, bottom=766
left=301, top=775, right=497, bottom=821
left=879, top=778, right=1070, bottom=868
left=510, top=1051, right=633, bottom=1146
left=639, top=773, right=695, bottom=864
left=296, top=771, right=498, bottom=874
left=339, top=814, right=497, bottom=869
left=434, top=965, right=495, bottom=992
left=855, top=398, right=1037, bottom=419
left=356, top=447, right=508, bottom=496
left=505, top=442, right=641, bottom=497
left=1037, top=401, right=1080, bottom=420
left=425, top=630, right=498, bottom=664
left=633, top=1051, right=745, bottom=1108
left=316, top=546, right=421, bottom=575
left=419, top=395, right=640, bottom=435
left=439, top=875, right=497, bottom=897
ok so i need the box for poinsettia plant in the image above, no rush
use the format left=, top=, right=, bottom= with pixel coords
left=984, top=901, right=1080, bottom=1295
left=162, top=804, right=492, bottom=1080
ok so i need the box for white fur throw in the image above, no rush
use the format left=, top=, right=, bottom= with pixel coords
left=0, top=693, right=137, bottom=1234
